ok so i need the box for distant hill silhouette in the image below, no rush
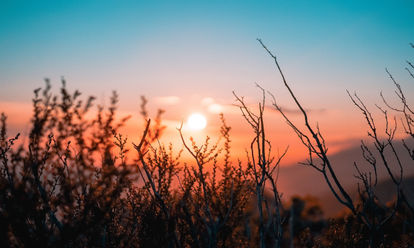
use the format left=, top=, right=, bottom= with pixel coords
left=316, top=175, right=414, bottom=216
left=278, top=139, right=414, bottom=216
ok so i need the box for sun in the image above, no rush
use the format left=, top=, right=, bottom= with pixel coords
left=187, top=113, right=207, bottom=131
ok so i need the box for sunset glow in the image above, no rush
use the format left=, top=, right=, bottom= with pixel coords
left=186, top=113, right=207, bottom=131
left=0, top=2, right=413, bottom=245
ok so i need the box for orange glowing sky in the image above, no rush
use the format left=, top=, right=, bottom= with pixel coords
left=1, top=1, right=413, bottom=170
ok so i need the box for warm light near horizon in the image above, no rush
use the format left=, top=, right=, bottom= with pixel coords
left=187, top=113, right=207, bottom=131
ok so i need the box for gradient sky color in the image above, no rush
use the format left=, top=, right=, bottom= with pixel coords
left=1, top=0, right=413, bottom=165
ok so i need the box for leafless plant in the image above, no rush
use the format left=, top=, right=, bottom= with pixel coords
left=257, top=38, right=410, bottom=247
left=233, top=86, right=288, bottom=248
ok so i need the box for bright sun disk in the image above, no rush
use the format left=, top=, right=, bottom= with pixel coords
left=187, top=113, right=207, bottom=131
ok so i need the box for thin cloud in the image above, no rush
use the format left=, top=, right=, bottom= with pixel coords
left=264, top=104, right=327, bottom=115
left=201, top=97, right=215, bottom=106
left=207, top=103, right=223, bottom=114
left=155, top=96, right=181, bottom=105
left=201, top=97, right=228, bottom=114
left=226, top=102, right=326, bottom=116
left=198, top=97, right=326, bottom=116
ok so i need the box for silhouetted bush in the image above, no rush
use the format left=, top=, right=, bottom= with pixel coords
left=1, top=42, right=413, bottom=247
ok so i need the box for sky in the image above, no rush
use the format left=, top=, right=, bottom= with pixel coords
left=1, top=0, right=413, bottom=167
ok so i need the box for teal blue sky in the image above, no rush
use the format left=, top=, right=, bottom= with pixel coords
left=0, top=0, right=413, bottom=114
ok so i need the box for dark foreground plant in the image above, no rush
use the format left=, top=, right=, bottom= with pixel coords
left=0, top=81, right=267, bottom=247
left=258, top=39, right=414, bottom=247
left=0, top=43, right=413, bottom=248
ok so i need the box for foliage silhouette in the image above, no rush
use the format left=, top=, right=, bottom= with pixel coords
left=0, top=43, right=413, bottom=247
